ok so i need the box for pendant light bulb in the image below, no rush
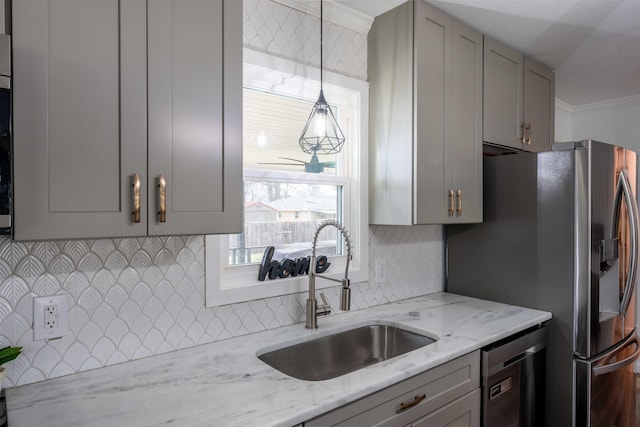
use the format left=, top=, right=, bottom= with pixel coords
left=313, top=107, right=328, bottom=137
left=298, top=0, right=345, bottom=157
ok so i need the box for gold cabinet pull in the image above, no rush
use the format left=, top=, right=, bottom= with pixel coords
left=448, top=190, right=454, bottom=217
left=131, top=173, right=141, bottom=223
left=399, top=393, right=426, bottom=411
left=520, top=122, right=526, bottom=144
left=525, top=123, right=532, bottom=145
left=456, top=189, right=462, bottom=216
left=158, top=175, right=167, bottom=223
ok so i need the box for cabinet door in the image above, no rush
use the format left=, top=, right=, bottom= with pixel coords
left=368, top=1, right=414, bottom=225
left=13, top=0, right=147, bottom=240
left=147, top=0, right=242, bottom=236
left=450, top=20, right=482, bottom=223
left=411, top=389, right=480, bottom=427
left=306, top=351, right=480, bottom=427
left=483, top=37, right=524, bottom=150
left=413, top=0, right=452, bottom=224
left=524, top=57, right=555, bottom=152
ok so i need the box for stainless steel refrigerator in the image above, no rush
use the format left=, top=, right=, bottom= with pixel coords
left=447, top=140, right=640, bottom=427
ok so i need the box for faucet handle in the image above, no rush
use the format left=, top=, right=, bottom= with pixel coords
left=319, top=292, right=330, bottom=307
left=317, top=293, right=332, bottom=316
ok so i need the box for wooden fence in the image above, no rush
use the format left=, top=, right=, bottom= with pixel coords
left=229, top=220, right=338, bottom=264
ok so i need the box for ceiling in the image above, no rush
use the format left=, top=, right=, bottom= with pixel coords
left=336, top=0, right=640, bottom=106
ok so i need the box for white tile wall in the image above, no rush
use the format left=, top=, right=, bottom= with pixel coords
left=0, top=0, right=445, bottom=388
left=243, top=0, right=368, bottom=81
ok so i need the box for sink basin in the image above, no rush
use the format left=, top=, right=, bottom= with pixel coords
left=257, top=322, right=437, bottom=381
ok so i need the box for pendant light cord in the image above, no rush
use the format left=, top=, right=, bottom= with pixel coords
left=320, top=0, right=323, bottom=90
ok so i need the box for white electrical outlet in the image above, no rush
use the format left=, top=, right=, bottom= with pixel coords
left=44, top=304, right=59, bottom=329
left=33, top=295, right=68, bottom=341
left=375, top=257, right=387, bottom=283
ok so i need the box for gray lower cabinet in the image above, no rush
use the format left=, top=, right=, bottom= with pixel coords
left=483, top=36, right=555, bottom=152
left=12, top=0, right=242, bottom=240
left=411, top=390, right=480, bottom=427
left=305, top=351, right=480, bottom=427
left=369, top=0, right=482, bottom=225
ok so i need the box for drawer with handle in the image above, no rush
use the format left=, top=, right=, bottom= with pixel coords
left=306, top=351, right=479, bottom=427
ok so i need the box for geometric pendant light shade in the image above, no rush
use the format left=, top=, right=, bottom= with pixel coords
left=298, top=0, right=345, bottom=155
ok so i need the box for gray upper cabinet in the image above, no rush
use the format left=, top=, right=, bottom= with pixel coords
left=13, top=0, right=148, bottom=240
left=448, top=19, right=483, bottom=223
left=523, top=57, right=555, bottom=151
left=369, top=0, right=482, bottom=225
left=483, top=37, right=555, bottom=152
left=13, top=0, right=242, bottom=241
left=147, top=0, right=242, bottom=236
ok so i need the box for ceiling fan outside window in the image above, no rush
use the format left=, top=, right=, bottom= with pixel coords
left=243, top=88, right=342, bottom=174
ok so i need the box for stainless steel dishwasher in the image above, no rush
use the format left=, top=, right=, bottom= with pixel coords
left=482, top=325, right=547, bottom=427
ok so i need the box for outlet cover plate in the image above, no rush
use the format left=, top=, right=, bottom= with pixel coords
left=33, top=295, right=68, bottom=341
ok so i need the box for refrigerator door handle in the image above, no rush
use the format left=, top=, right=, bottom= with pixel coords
left=611, top=169, right=639, bottom=317
left=593, top=333, right=640, bottom=376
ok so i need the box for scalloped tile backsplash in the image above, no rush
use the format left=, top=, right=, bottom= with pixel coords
left=243, top=0, right=368, bottom=80
left=0, top=0, right=445, bottom=388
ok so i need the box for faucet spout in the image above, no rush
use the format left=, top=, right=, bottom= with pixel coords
left=306, top=219, right=353, bottom=329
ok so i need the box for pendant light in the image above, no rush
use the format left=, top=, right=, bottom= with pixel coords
left=298, top=0, right=345, bottom=157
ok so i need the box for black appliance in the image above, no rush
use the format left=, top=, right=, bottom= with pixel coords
left=0, top=33, right=10, bottom=234
left=482, top=326, right=547, bottom=427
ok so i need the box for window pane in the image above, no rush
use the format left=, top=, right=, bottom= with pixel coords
left=243, top=89, right=337, bottom=174
left=229, top=181, right=343, bottom=266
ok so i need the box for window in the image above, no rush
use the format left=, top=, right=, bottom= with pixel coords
left=205, top=50, right=368, bottom=306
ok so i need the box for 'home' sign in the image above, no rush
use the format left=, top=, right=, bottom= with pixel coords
left=258, top=246, right=330, bottom=281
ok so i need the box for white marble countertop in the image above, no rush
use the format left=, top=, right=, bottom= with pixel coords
left=6, top=292, right=551, bottom=427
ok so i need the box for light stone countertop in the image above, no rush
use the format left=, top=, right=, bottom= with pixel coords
left=6, top=292, right=551, bottom=427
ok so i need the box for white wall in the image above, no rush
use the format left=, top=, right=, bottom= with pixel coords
left=570, top=96, right=640, bottom=151
left=554, top=100, right=573, bottom=143
left=556, top=95, right=640, bottom=149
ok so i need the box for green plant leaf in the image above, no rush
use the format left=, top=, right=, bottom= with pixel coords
left=0, top=346, right=22, bottom=365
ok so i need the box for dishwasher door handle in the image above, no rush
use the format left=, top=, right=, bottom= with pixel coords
left=486, top=341, right=547, bottom=376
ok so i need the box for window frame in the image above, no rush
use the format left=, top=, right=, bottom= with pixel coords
left=205, top=49, right=368, bottom=307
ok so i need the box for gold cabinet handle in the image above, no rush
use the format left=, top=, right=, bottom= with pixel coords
left=158, top=175, right=166, bottom=223
left=131, top=173, right=141, bottom=223
left=525, top=123, right=532, bottom=145
left=398, top=393, right=426, bottom=411
left=520, top=122, right=526, bottom=144
left=448, top=190, right=454, bottom=217
left=456, top=189, right=462, bottom=216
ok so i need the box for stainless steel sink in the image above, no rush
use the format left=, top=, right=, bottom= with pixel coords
left=257, top=322, right=437, bottom=381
